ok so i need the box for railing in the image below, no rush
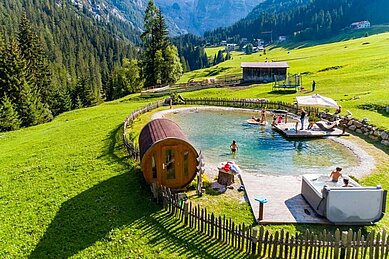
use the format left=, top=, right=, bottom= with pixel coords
left=141, top=77, right=242, bottom=97
left=122, top=100, right=164, bottom=160
left=184, top=97, right=318, bottom=115
left=161, top=187, right=389, bottom=258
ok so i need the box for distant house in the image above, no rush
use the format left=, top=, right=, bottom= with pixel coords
left=350, top=20, right=371, bottom=30
left=220, top=40, right=227, bottom=46
left=226, top=43, right=238, bottom=51
left=240, top=38, right=248, bottom=43
left=256, top=39, right=264, bottom=47
left=278, top=36, right=287, bottom=42
left=241, top=62, right=289, bottom=83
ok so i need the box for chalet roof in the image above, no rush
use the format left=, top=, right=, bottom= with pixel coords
left=241, top=62, right=289, bottom=68
left=351, top=20, right=370, bottom=25
left=139, top=118, right=188, bottom=159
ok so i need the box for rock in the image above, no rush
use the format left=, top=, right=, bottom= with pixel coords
left=381, top=131, right=389, bottom=140
left=374, top=131, right=380, bottom=137
left=369, top=131, right=374, bottom=135
left=381, top=140, right=389, bottom=146
left=354, top=121, right=363, bottom=128
left=369, top=135, right=379, bottom=140
left=347, top=120, right=353, bottom=126
left=349, top=125, right=356, bottom=131
left=356, top=129, right=363, bottom=134
left=367, top=125, right=373, bottom=130
left=364, top=132, right=369, bottom=136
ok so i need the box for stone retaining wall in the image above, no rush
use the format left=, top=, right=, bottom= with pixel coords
left=320, top=113, right=389, bottom=146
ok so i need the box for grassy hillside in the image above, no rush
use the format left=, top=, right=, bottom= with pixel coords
left=0, top=96, right=249, bottom=258
left=1, top=34, right=388, bottom=257
left=180, top=32, right=389, bottom=130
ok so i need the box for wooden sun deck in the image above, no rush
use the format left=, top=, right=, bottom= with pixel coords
left=273, top=123, right=349, bottom=138
left=239, top=173, right=329, bottom=224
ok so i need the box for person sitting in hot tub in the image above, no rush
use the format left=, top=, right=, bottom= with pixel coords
left=329, top=167, right=342, bottom=182
left=342, top=177, right=353, bottom=187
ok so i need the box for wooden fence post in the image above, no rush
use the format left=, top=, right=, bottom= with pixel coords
left=334, top=229, right=341, bottom=259
left=251, top=228, right=258, bottom=255
left=183, top=201, right=189, bottom=226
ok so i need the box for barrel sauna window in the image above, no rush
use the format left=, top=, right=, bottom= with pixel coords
left=165, top=149, right=176, bottom=179
left=151, top=154, right=157, bottom=179
left=183, top=151, right=189, bottom=176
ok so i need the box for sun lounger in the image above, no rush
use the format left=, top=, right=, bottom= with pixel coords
left=315, top=120, right=338, bottom=131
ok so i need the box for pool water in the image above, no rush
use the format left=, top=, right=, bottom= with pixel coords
left=165, top=109, right=359, bottom=176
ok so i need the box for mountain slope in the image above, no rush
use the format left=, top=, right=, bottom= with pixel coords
left=245, top=0, right=309, bottom=20
left=155, top=0, right=265, bottom=35
left=0, top=0, right=137, bottom=109
left=75, top=0, right=187, bottom=36
left=204, top=0, right=389, bottom=43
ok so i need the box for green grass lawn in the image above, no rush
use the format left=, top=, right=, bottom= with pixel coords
left=180, top=32, right=389, bottom=130
left=1, top=33, right=389, bottom=257
left=204, top=46, right=225, bottom=59
left=0, top=96, right=249, bottom=258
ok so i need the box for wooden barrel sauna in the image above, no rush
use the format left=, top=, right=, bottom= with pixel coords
left=139, top=118, right=199, bottom=188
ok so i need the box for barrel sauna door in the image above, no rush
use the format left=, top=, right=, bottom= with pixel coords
left=161, top=146, right=180, bottom=186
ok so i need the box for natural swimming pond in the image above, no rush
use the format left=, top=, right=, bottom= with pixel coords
left=164, top=108, right=359, bottom=176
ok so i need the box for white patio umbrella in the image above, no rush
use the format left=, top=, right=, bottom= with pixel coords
left=296, top=94, right=339, bottom=108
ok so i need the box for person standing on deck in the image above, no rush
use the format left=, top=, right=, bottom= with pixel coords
left=300, top=108, right=306, bottom=130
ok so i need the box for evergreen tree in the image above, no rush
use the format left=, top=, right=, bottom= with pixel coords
left=141, top=0, right=159, bottom=87
left=51, top=87, right=72, bottom=115
left=18, top=13, right=52, bottom=107
left=225, top=51, right=232, bottom=60
left=75, top=95, right=83, bottom=109
left=141, top=0, right=182, bottom=86
left=0, top=94, right=22, bottom=131
left=180, top=56, right=188, bottom=72
left=245, top=44, right=253, bottom=55
left=2, top=39, right=45, bottom=126
left=216, top=50, right=225, bottom=64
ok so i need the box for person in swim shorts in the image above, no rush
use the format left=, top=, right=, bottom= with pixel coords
left=330, top=167, right=342, bottom=182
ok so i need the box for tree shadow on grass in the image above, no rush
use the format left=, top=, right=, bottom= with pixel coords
left=268, top=90, right=297, bottom=95
left=30, top=123, right=157, bottom=258
left=30, top=123, right=252, bottom=258
left=132, top=211, right=250, bottom=258
left=29, top=171, right=159, bottom=258
left=99, top=123, right=133, bottom=168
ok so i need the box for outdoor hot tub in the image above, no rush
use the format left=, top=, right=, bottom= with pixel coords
left=301, top=174, right=387, bottom=225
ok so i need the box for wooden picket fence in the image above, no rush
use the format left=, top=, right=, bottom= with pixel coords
left=161, top=187, right=389, bottom=259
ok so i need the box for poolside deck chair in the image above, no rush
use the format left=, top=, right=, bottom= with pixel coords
left=315, top=120, right=339, bottom=131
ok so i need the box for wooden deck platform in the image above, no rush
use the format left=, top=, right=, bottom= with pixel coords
left=273, top=123, right=349, bottom=138
left=239, top=173, right=329, bottom=224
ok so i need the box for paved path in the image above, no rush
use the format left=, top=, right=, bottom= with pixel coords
left=239, top=173, right=329, bottom=224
